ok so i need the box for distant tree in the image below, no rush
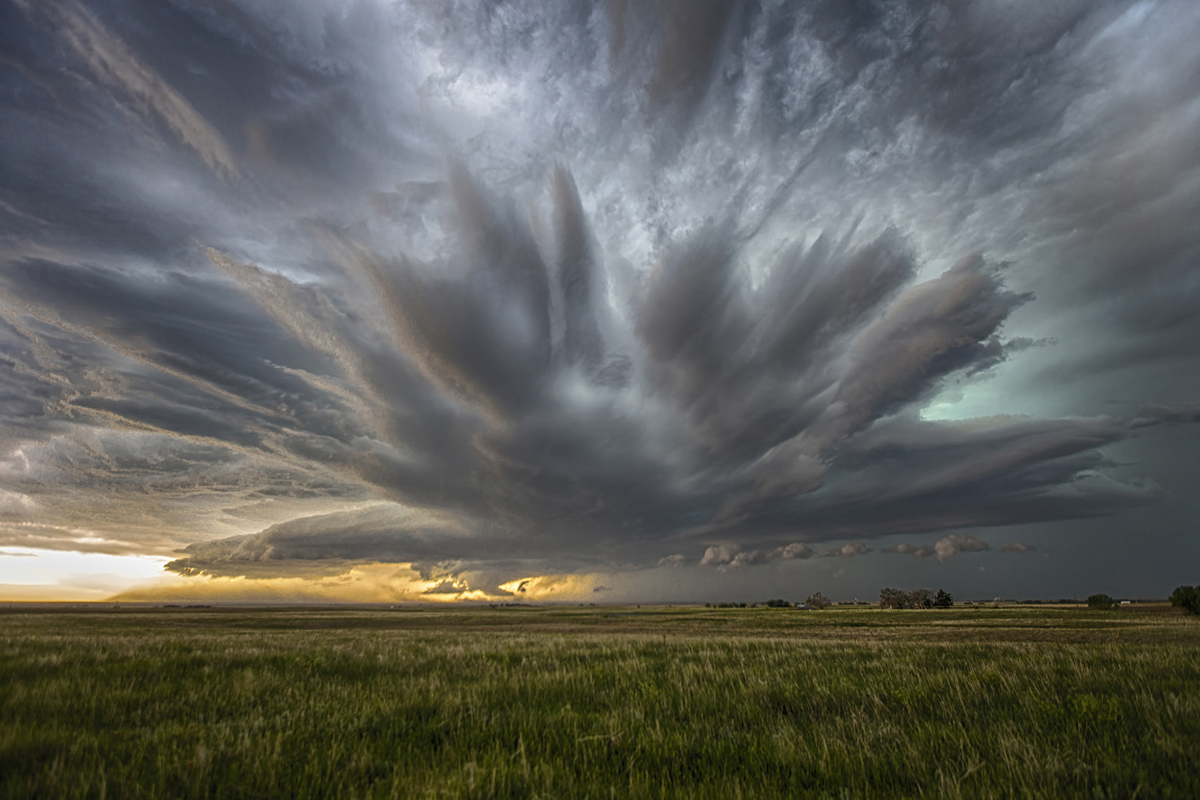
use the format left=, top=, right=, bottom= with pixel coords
left=1087, top=593, right=1117, bottom=610
left=933, top=589, right=954, bottom=608
left=879, top=588, right=907, bottom=609
left=1169, top=585, right=1199, bottom=615
left=806, top=592, right=832, bottom=609
left=765, top=598, right=791, bottom=608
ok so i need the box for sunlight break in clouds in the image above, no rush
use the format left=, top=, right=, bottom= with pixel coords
left=1, top=0, right=1198, bottom=601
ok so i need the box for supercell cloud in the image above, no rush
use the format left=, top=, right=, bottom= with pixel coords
left=0, top=0, right=1197, bottom=598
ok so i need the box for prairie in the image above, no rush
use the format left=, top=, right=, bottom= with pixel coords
left=1, top=604, right=1197, bottom=798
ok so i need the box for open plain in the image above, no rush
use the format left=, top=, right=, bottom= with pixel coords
left=1, top=604, right=1197, bottom=799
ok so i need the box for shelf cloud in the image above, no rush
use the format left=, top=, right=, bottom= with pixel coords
left=1, top=0, right=1197, bottom=599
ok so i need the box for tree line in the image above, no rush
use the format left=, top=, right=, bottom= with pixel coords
left=701, top=584, right=1197, bottom=611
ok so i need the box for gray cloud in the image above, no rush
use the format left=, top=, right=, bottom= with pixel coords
left=823, top=543, right=871, bottom=559
left=164, top=504, right=474, bottom=578
left=883, top=535, right=993, bottom=562
left=885, top=536, right=1037, bottom=561
left=699, top=545, right=773, bottom=572
left=882, top=543, right=936, bottom=560
left=698, top=540, right=821, bottom=572
left=11, top=0, right=239, bottom=178
left=700, top=545, right=740, bottom=568
left=934, top=534, right=991, bottom=562
left=0, top=0, right=1196, bottom=594
left=771, top=543, right=815, bottom=561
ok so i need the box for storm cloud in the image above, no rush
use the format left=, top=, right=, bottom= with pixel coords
left=1, top=0, right=1197, bottom=597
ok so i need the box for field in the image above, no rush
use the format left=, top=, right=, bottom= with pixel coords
left=1, top=604, right=1198, bottom=799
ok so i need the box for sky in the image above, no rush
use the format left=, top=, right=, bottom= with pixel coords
left=0, top=0, right=1197, bottom=604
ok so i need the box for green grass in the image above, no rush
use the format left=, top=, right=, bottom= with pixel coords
left=1, top=605, right=1198, bottom=798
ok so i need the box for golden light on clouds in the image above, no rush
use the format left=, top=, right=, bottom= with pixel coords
left=110, top=564, right=616, bottom=604
left=110, top=563, right=440, bottom=604
left=499, top=573, right=610, bottom=601
left=0, top=547, right=617, bottom=605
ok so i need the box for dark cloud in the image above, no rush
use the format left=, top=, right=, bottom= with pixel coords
left=0, top=0, right=1196, bottom=595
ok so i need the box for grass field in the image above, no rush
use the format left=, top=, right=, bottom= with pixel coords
left=1, top=604, right=1197, bottom=799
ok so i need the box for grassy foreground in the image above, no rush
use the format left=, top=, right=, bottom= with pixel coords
left=1, top=605, right=1197, bottom=799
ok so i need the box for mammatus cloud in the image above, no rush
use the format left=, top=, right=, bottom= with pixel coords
left=0, top=1, right=1197, bottom=598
